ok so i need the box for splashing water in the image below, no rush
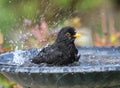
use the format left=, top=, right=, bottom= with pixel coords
left=13, top=50, right=26, bottom=65
left=8, top=29, right=33, bottom=50
left=12, top=48, right=42, bottom=66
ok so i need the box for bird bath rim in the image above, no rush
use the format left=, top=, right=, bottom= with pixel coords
left=1, top=65, right=120, bottom=73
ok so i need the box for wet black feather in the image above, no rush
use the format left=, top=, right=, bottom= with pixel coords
left=31, top=26, right=80, bottom=66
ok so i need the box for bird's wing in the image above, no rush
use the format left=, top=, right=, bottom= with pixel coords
left=31, top=45, right=63, bottom=65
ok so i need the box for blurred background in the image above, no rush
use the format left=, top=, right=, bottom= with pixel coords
left=0, top=0, right=120, bottom=88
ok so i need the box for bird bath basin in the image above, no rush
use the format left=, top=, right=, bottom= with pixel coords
left=0, top=46, right=120, bottom=88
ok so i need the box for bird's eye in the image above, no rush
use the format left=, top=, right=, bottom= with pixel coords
left=66, top=32, right=71, bottom=37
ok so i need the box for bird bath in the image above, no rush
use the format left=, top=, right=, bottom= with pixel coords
left=0, top=46, right=120, bottom=88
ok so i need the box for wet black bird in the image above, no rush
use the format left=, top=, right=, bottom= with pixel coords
left=31, top=26, right=81, bottom=66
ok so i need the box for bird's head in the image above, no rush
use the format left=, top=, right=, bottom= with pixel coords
left=55, top=26, right=81, bottom=44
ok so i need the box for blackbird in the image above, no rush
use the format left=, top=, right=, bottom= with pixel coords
left=31, top=26, right=81, bottom=66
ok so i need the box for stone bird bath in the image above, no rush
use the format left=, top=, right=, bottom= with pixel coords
left=0, top=47, right=120, bottom=88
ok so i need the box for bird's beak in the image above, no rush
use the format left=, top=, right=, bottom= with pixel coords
left=73, top=33, right=82, bottom=38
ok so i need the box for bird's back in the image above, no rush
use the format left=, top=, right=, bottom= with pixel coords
left=31, top=45, right=63, bottom=65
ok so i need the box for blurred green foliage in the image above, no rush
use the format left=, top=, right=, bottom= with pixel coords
left=0, top=0, right=104, bottom=48
left=0, top=73, right=14, bottom=88
left=0, top=0, right=104, bottom=33
left=0, top=0, right=16, bottom=34
left=76, top=0, right=103, bottom=10
left=20, top=0, right=38, bottom=19
left=53, top=0, right=70, bottom=8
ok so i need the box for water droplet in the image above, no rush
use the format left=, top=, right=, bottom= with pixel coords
left=92, top=56, right=95, bottom=58
left=9, top=1, right=12, bottom=3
